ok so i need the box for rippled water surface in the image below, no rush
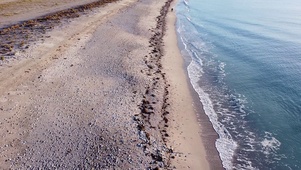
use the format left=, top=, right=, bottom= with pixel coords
left=176, top=0, right=301, bottom=169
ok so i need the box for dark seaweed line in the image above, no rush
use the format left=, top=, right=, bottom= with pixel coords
left=133, top=0, right=174, bottom=170
left=0, top=0, right=119, bottom=61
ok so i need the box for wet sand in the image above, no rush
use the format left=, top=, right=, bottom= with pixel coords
left=162, top=1, right=223, bottom=169
left=0, top=0, right=222, bottom=169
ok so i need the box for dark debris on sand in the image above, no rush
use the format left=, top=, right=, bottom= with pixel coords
left=0, top=0, right=119, bottom=61
left=133, top=0, right=176, bottom=169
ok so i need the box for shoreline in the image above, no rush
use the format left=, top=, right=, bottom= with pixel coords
left=163, top=1, right=224, bottom=169
left=162, top=1, right=209, bottom=168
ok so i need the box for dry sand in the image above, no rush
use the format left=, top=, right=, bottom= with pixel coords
left=162, top=3, right=210, bottom=169
left=0, top=0, right=101, bottom=28
left=0, top=0, right=222, bottom=169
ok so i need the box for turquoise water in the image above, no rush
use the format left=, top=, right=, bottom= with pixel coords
left=176, top=0, right=301, bottom=169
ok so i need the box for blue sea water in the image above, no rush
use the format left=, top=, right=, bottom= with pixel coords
left=175, top=0, right=301, bottom=169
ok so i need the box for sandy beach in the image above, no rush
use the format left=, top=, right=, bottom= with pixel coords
left=0, top=0, right=222, bottom=169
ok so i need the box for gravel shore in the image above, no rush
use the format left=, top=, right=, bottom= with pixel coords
left=0, top=0, right=218, bottom=169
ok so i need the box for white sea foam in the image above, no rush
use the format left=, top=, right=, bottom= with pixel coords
left=175, top=0, right=293, bottom=169
left=182, top=0, right=190, bottom=12
left=236, top=159, right=258, bottom=170
left=176, top=7, right=238, bottom=168
left=187, top=59, right=237, bottom=170
left=183, top=0, right=189, bottom=6
left=178, top=22, right=263, bottom=170
left=261, top=132, right=281, bottom=155
left=186, top=16, right=191, bottom=22
left=176, top=1, right=282, bottom=169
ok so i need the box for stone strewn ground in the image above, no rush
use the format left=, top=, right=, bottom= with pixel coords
left=0, top=0, right=103, bottom=28
left=0, top=0, right=178, bottom=169
left=0, top=0, right=118, bottom=61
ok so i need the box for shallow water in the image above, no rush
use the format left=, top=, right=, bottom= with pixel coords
left=176, top=0, right=301, bottom=169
